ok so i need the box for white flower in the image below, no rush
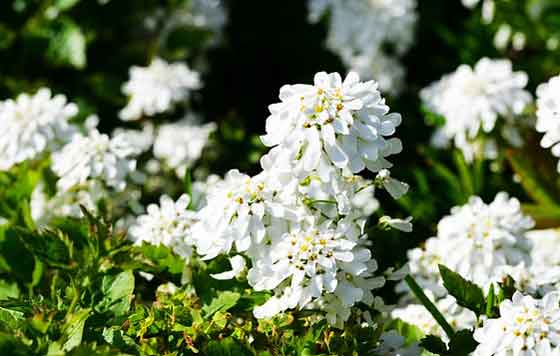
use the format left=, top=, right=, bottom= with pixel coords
left=30, top=180, right=106, bottom=227
left=379, top=216, right=413, bottom=232
left=473, top=291, right=560, bottom=356
left=192, top=169, right=302, bottom=260
left=307, top=0, right=416, bottom=94
left=261, top=71, right=403, bottom=176
left=536, top=75, right=560, bottom=172
left=112, top=124, right=154, bottom=154
left=375, top=169, right=409, bottom=199
left=128, top=194, right=197, bottom=260
left=0, top=88, right=78, bottom=170
left=191, top=174, right=223, bottom=211
left=211, top=255, right=247, bottom=280
left=52, top=129, right=138, bottom=192
left=153, top=117, right=216, bottom=177
left=404, top=192, right=534, bottom=296
left=119, top=58, right=201, bottom=121
left=421, top=58, right=531, bottom=161
left=372, top=330, right=421, bottom=356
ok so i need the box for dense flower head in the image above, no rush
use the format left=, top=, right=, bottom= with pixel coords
left=250, top=219, right=385, bottom=324
left=307, top=0, right=417, bottom=94
left=405, top=192, right=534, bottom=296
left=473, top=291, right=560, bottom=356
left=261, top=71, right=402, bottom=176
left=0, top=88, right=78, bottom=170
left=536, top=75, right=560, bottom=173
left=189, top=71, right=409, bottom=327
left=52, top=128, right=138, bottom=192
left=421, top=58, right=531, bottom=161
left=119, top=58, right=201, bottom=121
left=129, top=194, right=197, bottom=260
left=153, top=117, right=216, bottom=177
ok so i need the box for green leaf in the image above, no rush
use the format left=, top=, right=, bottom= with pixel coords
left=54, top=0, right=80, bottom=11
left=420, top=335, right=448, bottom=355
left=0, top=306, right=25, bottom=330
left=206, top=337, right=252, bottom=356
left=202, top=291, right=240, bottom=318
left=0, top=280, right=19, bottom=300
left=96, top=271, right=134, bottom=316
left=61, top=308, right=90, bottom=352
left=12, top=227, right=72, bottom=268
left=448, top=330, right=478, bottom=356
left=137, top=243, right=185, bottom=274
left=439, top=265, right=485, bottom=315
left=485, top=284, right=496, bottom=318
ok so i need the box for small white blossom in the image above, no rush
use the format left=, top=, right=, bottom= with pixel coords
left=153, top=117, right=216, bottom=177
left=0, top=88, right=78, bottom=170
left=119, top=58, right=201, bottom=121
left=375, top=169, right=409, bottom=199
left=52, top=129, right=138, bottom=192
left=112, top=124, right=154, bottom=154
left=421, top=58, right=531, bottom=161
left=379, top=216, right=413, bottom=232
left=473, top=292, right=560, bottom=356
left=128, top=194, right=196, bottom=260
left=536, top=75, right=560, bottom=173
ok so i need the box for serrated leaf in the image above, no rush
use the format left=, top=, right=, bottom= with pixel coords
left=202, top=291, right=240, bottom=318
left=439, top=265, right=485, bottom=315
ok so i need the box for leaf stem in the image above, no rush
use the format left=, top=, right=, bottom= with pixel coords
left=405, top=275, right=455, bottom=339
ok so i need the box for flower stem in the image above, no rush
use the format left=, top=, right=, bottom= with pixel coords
left=404, top=275, right=455, bottom=339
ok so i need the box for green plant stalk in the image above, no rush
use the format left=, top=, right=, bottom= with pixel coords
left=405, top=275, right=455, bottom=339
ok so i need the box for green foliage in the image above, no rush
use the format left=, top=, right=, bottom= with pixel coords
left=439, top=265, right=485, bottom=316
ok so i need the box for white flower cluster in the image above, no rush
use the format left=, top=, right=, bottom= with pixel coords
left=189, top=72, right=409, bottom=327
left=473, top=291, right=560, bottom=356
left=307, top=0, right=417, bottom=95
left=129, top=194, right=197, bottom=260
left=153, top=116, right=216, bottom=177
left=119, top=58, right=201, bottom=121
left=0, top=88, right=78, bottom=170
left=393, top=193, right=537, bottom=339
left=404, top=192, right=533, bottom=296
left=52, top=129, right=138, bottom=192
left=421, top=58, right=532, bottom=162
left=536, top=75, right=560, bottom=173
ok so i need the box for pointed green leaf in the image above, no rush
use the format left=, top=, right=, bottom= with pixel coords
left=439, top=265, right=485, bottom=315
